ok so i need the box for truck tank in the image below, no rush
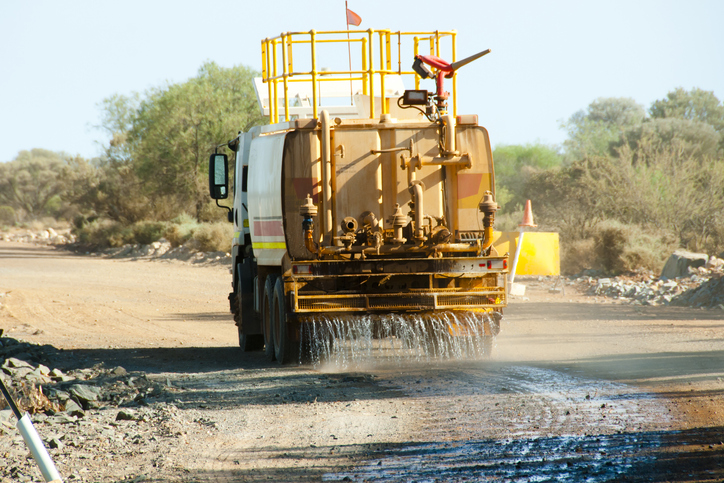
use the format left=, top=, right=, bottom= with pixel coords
left=209, top=29, right=508, bottom=364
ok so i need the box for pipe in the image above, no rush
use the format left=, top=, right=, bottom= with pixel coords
left=410, top=181, right=425, bottom=241
left=312, top=242, right=478, bottom=257
left=320, top=110, right=332, bottom=241
left=304, top=226, right=319, bottom=255
left=16, top=414, right=63, bottom=482
left=1, top=377, right=62, bottom=482
left=478, top=191, right=498, bottom=251
left=509, top=230, right=524, bottom=285
left=442, top=113, right=457, bottom=155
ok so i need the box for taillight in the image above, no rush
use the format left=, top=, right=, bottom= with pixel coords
left=292, top=264, right=312, bottom=275
left=487, top=260, right=492, bottom=269
left=503, top=259, right=508, bottom=270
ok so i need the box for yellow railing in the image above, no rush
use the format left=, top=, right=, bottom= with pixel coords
left=261, top=29, right=457, bottom=124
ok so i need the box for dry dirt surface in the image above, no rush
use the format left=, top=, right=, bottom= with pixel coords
left=1, top=240, right=723, bottom=482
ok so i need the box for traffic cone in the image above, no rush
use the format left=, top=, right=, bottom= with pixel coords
left=519, top=200, right=537, bottom=227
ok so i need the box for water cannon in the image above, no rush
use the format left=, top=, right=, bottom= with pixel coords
left=408, top=48, right=491, bottom=114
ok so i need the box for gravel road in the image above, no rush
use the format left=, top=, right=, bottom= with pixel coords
left=1, top=241, right=723, bottom=482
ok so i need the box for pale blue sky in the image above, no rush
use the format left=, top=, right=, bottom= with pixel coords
left=1, top=0, right=722, bottom=162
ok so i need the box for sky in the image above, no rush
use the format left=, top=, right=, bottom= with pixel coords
left=1, top=0, right=723, bottom=163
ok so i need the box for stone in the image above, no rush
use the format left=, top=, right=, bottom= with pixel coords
left=25, top=369, right=52, bottom=385
left=47, top=438, right=64, bottom=450
left=660, top=250, right=709, bottom=280
left=111, top=366, right=127, bottom=376
left=64, top=400, right=85, bottom=418
left=2, top=357, right=34, bottom=370
left=46, top=414, right=77, bottom=424
left=116, top=410, right=138, bottom=421
left=8, top=367, right=34, bottom=379
left=69, top=384, right=102, bottom=404
left=0, top=409, right=13, bottom=423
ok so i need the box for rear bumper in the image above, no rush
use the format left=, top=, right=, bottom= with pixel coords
left=288, top=256, right=508, bottom=314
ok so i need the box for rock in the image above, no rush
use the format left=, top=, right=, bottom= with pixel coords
left=660, top=250, right=709, bottom=280
left=116, top=409, right=138, bottom=421
left=25, top=369, right=52, bottom=385
left=64, top=399, right=85, bottom=418
left=706, top=257, right=724, bottom=270
left=47, top=438, right=64, bottom=450
left=2, top=357, right=34, bottom=371
left=46, top=413, right=77, bottom=424
left=69, top=384, right=102, bottom=404
left=4, top=367, right=33, bottom=379
left=111, top=366, right=127, bottom=376
left=0, top=409, right=13, bottom=423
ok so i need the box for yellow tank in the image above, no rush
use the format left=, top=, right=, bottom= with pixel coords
left=209, top=29, right=508, bottom=363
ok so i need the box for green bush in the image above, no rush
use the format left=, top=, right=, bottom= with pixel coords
left=164, top=213, right=200, bottom=247
left=592, top=220, right=677, bottom=275
left=129, top=221, right=167, bottom=245
left=189, top=222, right=233, bottom=252
left=0, top=206, right=15, bottom=226
left=561, top=238, right=595, bottom=275
left=74, top=219, right=130, bottom=248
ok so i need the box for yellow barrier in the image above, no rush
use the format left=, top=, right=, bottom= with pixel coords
left=492, top=231, right=560, bottom=276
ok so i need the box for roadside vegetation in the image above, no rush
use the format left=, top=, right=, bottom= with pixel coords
left=1, top=62, right=722, bottom=274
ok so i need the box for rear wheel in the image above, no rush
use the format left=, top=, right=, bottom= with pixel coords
left=239, top=330, right=264, bottom=352
left=237, top=267, right=264, bottom=351
left=272, top=278, right=300, bottom=364
left=262, top=275, right=277, bottom=361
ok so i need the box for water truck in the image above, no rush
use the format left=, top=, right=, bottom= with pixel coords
left=209, top=29, right=508, bottom=363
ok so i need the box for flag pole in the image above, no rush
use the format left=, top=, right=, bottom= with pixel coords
left=346, top=1, right=354, bottom=105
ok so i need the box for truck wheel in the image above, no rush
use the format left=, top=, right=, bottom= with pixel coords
left=272, top=278, right=300, bottom=364
left=237, top=268, right=264, bottom=352
left=262, top=275, right=277, bottom=361
left=239, top=330, right=264, bottom=352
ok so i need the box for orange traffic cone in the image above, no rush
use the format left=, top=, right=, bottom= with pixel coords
left=519, top=200, right=537, bottom=227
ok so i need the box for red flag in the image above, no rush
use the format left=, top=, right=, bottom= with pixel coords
left=346, top=8, right=362, bottom=27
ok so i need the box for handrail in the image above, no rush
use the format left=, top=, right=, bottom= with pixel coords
left=260, top=29, right=458, bottom=124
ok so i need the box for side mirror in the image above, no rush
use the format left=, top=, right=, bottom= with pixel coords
left=209, top=153, right=229, bottom=199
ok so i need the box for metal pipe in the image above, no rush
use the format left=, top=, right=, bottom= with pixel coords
left=281, top=32, right=290, bottom=122
left=310, top=30, right=318, bottom=120
left=442, top=113, right=456, bottom=155
left=314, top=242, right=477, bottom=256
left=368, top=29, right=375, bottom=119
left=17, top=414, right=63, bottom=482
left=320, top=110, right=333, bottom=241
left=509, top=230, right=524, bottom=284
left=1, top=378, right=63, bottom=482
left=410, top=181, right=425, bottom=241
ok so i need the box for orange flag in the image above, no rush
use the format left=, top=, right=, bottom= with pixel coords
left=346, top=8, right=362, bottom=27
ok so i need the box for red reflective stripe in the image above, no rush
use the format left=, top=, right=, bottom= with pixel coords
left=253, top=220, right=284, bottom=236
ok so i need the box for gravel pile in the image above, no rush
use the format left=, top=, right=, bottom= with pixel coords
left=573, top=254, right=724, bottom=309
left=0, top=333, right=199, bottom=483
left=0, top=228, right=73, bottom=245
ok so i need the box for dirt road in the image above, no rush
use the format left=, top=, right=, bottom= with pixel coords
left=1, top=241, right=723, bottom=482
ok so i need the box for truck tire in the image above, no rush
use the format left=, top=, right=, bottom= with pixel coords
left=237, top=267, right=264, bottom=352
left=272, top=278, right=300, bottom=364
left=262, top=275, right=277, bottom=361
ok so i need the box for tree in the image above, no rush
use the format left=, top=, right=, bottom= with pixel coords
left=650, top=87, right=724, bottom=151
left=650, top=87, right=724, bottom=131
left=0, top=149, right=67, bottom=220
left=100, top=61, right=265, bottom=222
left=493, top=143, right=562, bottom=211
left=562, top=97, right=646, bottom=161
left=620, top=117, right=721, bottom=162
